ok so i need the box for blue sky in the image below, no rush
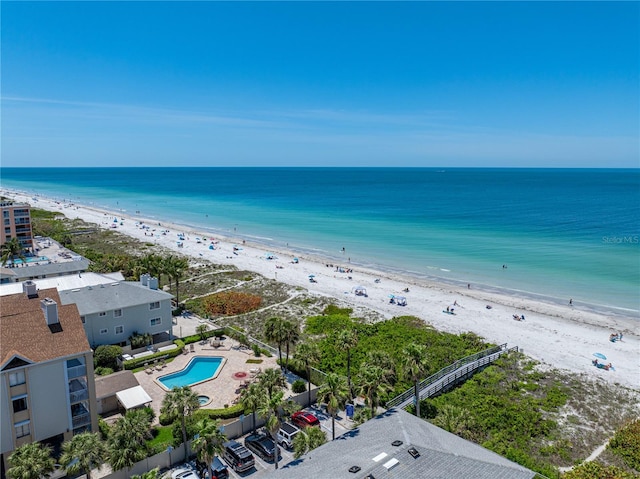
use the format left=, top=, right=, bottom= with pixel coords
left=2, top=1, right=638, bottom=167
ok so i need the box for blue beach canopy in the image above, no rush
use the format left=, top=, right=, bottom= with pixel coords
left=593, top=352, right=607, bottom=360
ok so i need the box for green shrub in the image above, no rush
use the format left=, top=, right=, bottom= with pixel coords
left=193, top=404, right=245, bottom=420
left=292, top=379, right=307, bottom=394
left=123, top=340, right=184, bottom=370
left=94, top=345, right=122, bottom=370
left=608, top=419, right=640, bottom=472
left=94, top=366, right=114, bottom=376
left=252, top=344, right=262, bottom=357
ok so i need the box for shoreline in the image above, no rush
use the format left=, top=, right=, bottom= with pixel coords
left=4, top=188, right=639, bottom=390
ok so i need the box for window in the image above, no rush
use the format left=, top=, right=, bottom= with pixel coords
left=4, top=227, right=10, bottom=234
left=99, top=312, right=107, bottom=317
left=150, top=317, right=161, bottom=326
left=3, top=210, right=8, bottom=218
left=100, top=328, right=108, bottom=334
left=3, top=218, right=9, bottom=225
left=80, top=316, right=86, bottom=324
left=9, top=370, right=26, bottom=387
left=114, top=309, right=122, bottom=317
left=14, top=420, right=30, bottom=438
left=12, top=395, right=28, bottom=413
left=149, top=301, right=160, bottom=310
left=115, top=325, right=124, bottom=334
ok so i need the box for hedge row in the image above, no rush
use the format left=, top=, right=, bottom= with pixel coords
left=123, top=339, right=185, bottom=370
left=159, top=404, right=245, bottom=426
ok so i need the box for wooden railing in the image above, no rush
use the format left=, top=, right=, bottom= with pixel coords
left=386, top=344, right=518, bottom=409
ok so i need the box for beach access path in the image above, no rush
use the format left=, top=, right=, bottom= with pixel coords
left=10, top=190, right=638, bottom=391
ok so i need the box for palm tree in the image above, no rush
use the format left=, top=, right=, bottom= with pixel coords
left=317, top=373, right=349, bottom=440
left=139, top=254, right=163, bottom=285
left=192, top=417, right=227, bottom=479
left=60, top=432, right=107, bottom=479
left=160, top=386, right=200, bottom=458
left=356, top=364, right=392, bottom=418
left=131, top=467, right=160, bottom=479
left=282, top=320, right=300, bottom=371
left=335, top=328, right=358, bottom=399
left=169, top=256, right=189, bottom=305
left=365, top=350, right=396, bottom=383
left=257, top=390, right=297, bottom=470
left=7, top=442, right=55, bottom=479
left=293, top=341, right=321, bottom=407
left=292, top=426, right=327, bottom=458
left=107, top=409, right=152, bottom=473
left=264, top=317, right=287, bottom=367
left=400, top=342, right=429, bottom=418
left=256, top=367, right=286, bottom=400
left=1, top=237, right=27, bottom=266
left=240, top=382, right=265, bottom=434
left=196, top=323, right=209, bottom=342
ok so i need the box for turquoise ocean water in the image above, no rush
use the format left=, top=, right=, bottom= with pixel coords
left=1, top=168, right=638, bottom=316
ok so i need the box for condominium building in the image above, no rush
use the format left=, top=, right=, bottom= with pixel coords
left=0, top=201, right=34, bottom=254
left=0, top=282, right=98, bottom=474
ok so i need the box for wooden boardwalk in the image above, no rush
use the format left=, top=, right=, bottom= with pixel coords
left=386, top=343, right=518, bottom=410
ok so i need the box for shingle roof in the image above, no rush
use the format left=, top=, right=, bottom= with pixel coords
left=58, top=281, right=173, bottom=314
left=94, top=370, right=139, bottom=399
left=262, top=408, right=536, bottom=479
left=0, top=287, right=90, bottom=367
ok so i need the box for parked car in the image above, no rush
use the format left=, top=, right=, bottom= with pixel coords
left=196, top=455, right=229, bottom=479
left=291, top=410, right=320, bottom=428
left=222, top=440, right=255, bottom=473
left=171, top=468, right=201, bottom=479
left=245, top=432, right=281, bottom=462
left=277, top=422, right=301, bottom=450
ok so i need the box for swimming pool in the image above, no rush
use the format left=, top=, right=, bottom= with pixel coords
left=157, top=356, right=225, bottom=390
left=9, top=256, right=48, bottom=265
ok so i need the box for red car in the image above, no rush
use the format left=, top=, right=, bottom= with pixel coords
left=291, top=411, right=320, bottom=428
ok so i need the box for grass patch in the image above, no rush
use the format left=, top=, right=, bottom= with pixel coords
left=246, top=359, right=263, bottom=364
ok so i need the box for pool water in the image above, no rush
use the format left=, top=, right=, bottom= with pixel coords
left=9, top=256, right=48, bottom=265
left=158, top=356, right=223, bottom=390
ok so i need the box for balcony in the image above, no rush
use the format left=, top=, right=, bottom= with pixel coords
left=69, top=389, right=89, bottom=404
left=72, top=413, right=91, bottom=428
left=67, top=365, right=86, bottom=379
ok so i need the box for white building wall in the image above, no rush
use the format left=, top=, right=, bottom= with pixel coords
left=28, top=361, right=70, bottom=441
left=84, top=298, right=172, bottom=347
left=0, top=375, right=14, bottom=455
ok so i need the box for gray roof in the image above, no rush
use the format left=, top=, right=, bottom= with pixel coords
left=263, top=409, right=536, bottom=479
left=0, top=272, right=124, bottom=296
left=94, top=370, right=139, bottom=399
left=4, top=259, right=90, bottom=281
left=58, top=281, right=173, bottom=314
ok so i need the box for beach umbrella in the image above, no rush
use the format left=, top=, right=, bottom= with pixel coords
left=593, top=352, right=607, bottom=360
left=308, top=274, right=315, bottom=278
left=388, top=294, right=395, bottom=298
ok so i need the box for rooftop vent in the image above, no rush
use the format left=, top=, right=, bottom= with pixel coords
left=140, top=273, right=150, bottom=286
left=383, top=458, right=399, bottom=470
left=372, top=453, right=387, bottom=462
left=22, top=280, right=38, bottom=299
left=41, top=298, right=59, bottom=326
left=364, top=476, right=376, bottom=479
left=348, top=466, right=361, bottom=473
left=391, top=440, right=403, bottom=447
left=408, top=447, right=420, bottom=459
left=147, top=276, right=158, bottom=290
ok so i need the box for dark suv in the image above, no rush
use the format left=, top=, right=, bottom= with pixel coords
left=222, top=440, right=255, bottom=473
left=196, top=455, right=229, bottom=479
left=244, top=433, right=281, bottom=462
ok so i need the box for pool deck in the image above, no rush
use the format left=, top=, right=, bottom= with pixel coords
left=134, top=337, right=284, bottom=422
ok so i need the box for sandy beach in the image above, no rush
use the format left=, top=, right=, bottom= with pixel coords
left=7, top=190, right=639, bottom=390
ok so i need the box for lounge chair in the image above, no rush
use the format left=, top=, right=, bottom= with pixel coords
left=189, top=344, right=195, bottom=352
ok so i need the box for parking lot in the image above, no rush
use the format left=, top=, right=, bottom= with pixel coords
left=169, top=407, right=353, bottom=478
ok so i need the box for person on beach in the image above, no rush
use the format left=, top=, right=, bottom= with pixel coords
left=569, top=298, right=573, bottom=306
